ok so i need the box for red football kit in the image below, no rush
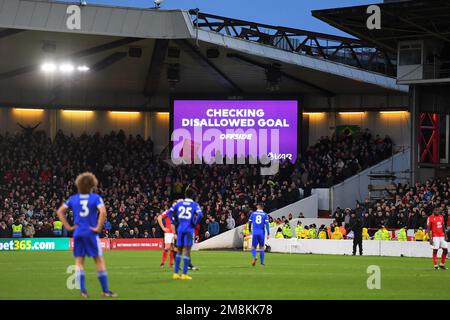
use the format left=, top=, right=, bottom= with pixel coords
left=161, top=211, right=173, bottom=234
left=160, top=210, right=174, bottom=267
left=428, top=214, right=445, bottom=237
left=427, top=214, right=448, bottom=267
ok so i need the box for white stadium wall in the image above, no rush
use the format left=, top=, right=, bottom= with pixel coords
left=267, top=193, right=318, bottom=219
left=268, top=238, right=433, bottom=258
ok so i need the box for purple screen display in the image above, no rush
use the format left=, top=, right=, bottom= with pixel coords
left=172, top=100, right=298, bottom=162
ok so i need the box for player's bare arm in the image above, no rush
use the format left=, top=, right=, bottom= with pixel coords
left=157, top=213, right=171, bottom=233
left=91, top=205, right=106, bottom=234
left=171, top=224, right=177, bottom=240
left=56, top=205, right=76, bottom=232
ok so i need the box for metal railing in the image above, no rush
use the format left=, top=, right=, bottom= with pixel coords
left=190, top=11, right=397, bottom=76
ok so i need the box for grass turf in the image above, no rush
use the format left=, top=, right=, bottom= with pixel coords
left=0, top=250, right=449, bottom=300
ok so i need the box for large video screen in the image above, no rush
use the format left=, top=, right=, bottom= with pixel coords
left=172, top=100, right=298, bottom=163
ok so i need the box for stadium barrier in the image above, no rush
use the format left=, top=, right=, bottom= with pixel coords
left=0, top=238, right=70, bottom=251
left=110, top=238, right=163, bottom=250
left=194, top=195, right=319, bottom=250
left=267, top=238, right=433, bottom=258
left=0, top=238, right=164, bottom=251
left=69, top=238, right=111, bottom=251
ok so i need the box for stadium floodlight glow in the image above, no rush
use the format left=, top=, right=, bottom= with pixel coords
left=379, top=111, right=408, bottom=115
left=14, top=108, right=44, bottom=112
left=77, top=65, right=90, bottom=72
left=41, top=63, right=57, bottom=73
left=110, top=111, right=140, bottom=115
left=303, top=112, right=324, bottom=116
left=62, top=110, right=93, bottom=114
left=157, top=112, right=170, bottom=115
left=59, top=64, right=75, bottom=73
left=338, top=111, right=366, bottom=115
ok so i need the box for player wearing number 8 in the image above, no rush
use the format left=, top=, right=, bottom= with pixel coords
left=167, top=188, right=203, bottom=280
left=248, top=204, right=270, bottom=266
left=56, top=172, right=117, bottom=298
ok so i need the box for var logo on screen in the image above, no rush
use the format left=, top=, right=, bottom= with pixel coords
left=171, top=100, right=298, bottom=173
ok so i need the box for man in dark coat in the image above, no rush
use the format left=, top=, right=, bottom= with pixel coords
left=349, top=213, right=363, bottom=256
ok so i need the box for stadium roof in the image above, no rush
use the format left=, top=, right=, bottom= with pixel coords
left=0, top=0, right=408, bottom=110
left=313, top=0, right=450, bottom=55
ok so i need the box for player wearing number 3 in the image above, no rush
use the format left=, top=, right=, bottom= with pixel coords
left=167, top=188, right=203, bottom=280
left=56, top=172, right=117, bottom=298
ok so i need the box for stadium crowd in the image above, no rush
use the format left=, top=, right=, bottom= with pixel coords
left=298, top=129, right=393, bottom=190
left=0, top=129, right=300, bottom=240
left=0, top=127, right=395, bottom=240
left=252, top=176, right=450, bottom=241
left=332, top=176, right=450, bottom=231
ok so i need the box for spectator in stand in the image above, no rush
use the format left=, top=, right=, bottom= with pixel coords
left=24, top=222, right=35, bottom=238
left=207, top=217, right=220, bottom=238
left=335, top=176, right=450, bottom=237
left=0, top=221, right=11, bottom=238
left=301, top=129, right=393, bottom=189
left=226, top=212, right=235, bottom=231
left=0, top=127, right=396, bottom=240
left=218, top=215, right=227, bottom=234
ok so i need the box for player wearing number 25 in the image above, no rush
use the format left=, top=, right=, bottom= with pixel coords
left=56, top=172, right=117, bottom=298
left=167, top=188, right=203, bottom=280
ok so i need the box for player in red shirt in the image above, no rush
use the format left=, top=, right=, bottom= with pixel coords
left=427, top=208, right=448, bottom=270
left=157, top=209, right=176, bottom=268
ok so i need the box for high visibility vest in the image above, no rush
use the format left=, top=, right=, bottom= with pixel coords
left=295, top=225, right=303, bottom=238
left=382, top=230, right=391, bottom=240
left=362, top=228, right=369, bottom=240
left=374, top=230, right=383, bottom=240
left=275, top=232, right=284, bottom=239
left=318, top=231, right=327, bottom=239
left=53, top=221, right=63, bottom=230
left=243, top=224, right=250, bottom=236
left=414, top=230, right=424, bottom=241
left=397, top=229, right=407, bottom=241
left=309, top=228, right=317, bottom=239
left=269, top=222, right=277, bottom=228
left=12, top=224, right=22, bottom=237
left=282, top=225, right=292, bottom=238
left=301, top=229, right=310, bottom=239
left=331, top=231, right=343, bottom=240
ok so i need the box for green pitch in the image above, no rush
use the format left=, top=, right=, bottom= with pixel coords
left=0, top=250, right=449, bottom=300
